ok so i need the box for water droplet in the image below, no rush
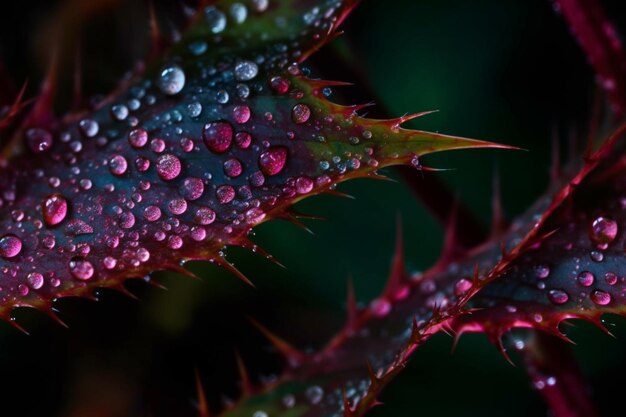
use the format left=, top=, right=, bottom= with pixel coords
left=27, top=272, right=44, bottom=290
left=43, top=193, right=68, bottom=226
left=270, top=76, right=290, bottom=94
left=143, top=205, right=162, bottom=222
left=605, top=271, right=618, bottom=285
left=180, top=177, right=204, bottom=200
left=535, top=265, right=550, bottom=279
left=591, top=289, right=611, bottom=305
left=245, top=208, right=266, bottom=224
left=234, top=60, right=258, bottom=81
left=370, top=298, right=391, bottom=317
left=305, top=385, right=324, bottom=405
left=157, top=65, right=186, bottom=95
left=224, top=158, right=243, bottom=177
left=590, top=250, right=604, bottom=262
left=66, top=219, right=94, bottom=235
left=216, top=185, right=235, bottom=204
left=69, top=257, right=94, bottom=280
left=156, top=154, right=182, bottom=180
left=111, top=104, right=129, bottom=121
left=232, top=105, right=251, bottom=123
left=548, top=289, right=569, bottom=305
left=295, top=176, right=313, bottom=194
left=204, top=6, right=226, bottom=33
left=119, top=212, right=136, bottom=229
left=0, top=234, right=22, bottom=258
left=79, top=119, right=99, bottom=137
left=128, top=128, right=148, bottom=148
left=230, top=3, right=247, bottom=23
left=251, top=0, right=268, bottom=12
left=252, top=412, right=268, bottom=417
left=195, top=207, right=216, bottom=225
left=103, top=256, right=117, bottom=269
left=455, top=278, right=473, bottom=296
left=589, top=216, right=618, bottom=244
left=577, top=271, right=595, bottom=287
left=167, top=235, right=183, bottom=249
left=291, top=103, right=311, bottom=124
left=109, top=154, right=128, bottom=176
left=168, top=198, right=188, bottom=215
left=235, top=132, right=251, bottom=149
left=203, top=121, right=233, bottom=153
left=259, top=147, right=287, bottom=176
left=187, top=102, right=202, bottom=118
left=26, top=128, right=53, bottom=152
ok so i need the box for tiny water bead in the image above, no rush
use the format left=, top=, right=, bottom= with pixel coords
left=0, top=234, right=22, bottom=258
left=143, top=205, right=162, bottom=222
left=26, top=128, right=53, bottom=153
left=589, top=216, right=618, bottom=244
left=224, top=158, right=243, bottom=177
left=234, top=60, right=258, bottom=81
left=548, top=289, right=569, bottom=305
left=230, top=2, right=247, bottom=23
left=42, top=193, right=68, bottom=226
left=291, top=103, right=311, bottom=124
left=69, top=257, right=94, bottom=280
left=108, top=155, right=128, bottom=176
left=590, top=289, right=611, bottom=306
left=157, top=65, right=186, bottom=95
left=203, top=121, right=233, bottom=153
left=535, top=265, right=550, bottom=279
left=216, top=185, right=236, bottom=204
left=605, top=271, right=618, bottom=285
left=156, top=154, right=182, bottom=180
left=259, top=147, right=288, bottom=175
left=79, top=119, right=99, bottom=137
left=195, top=207, right=216, bottom=225
left=232, top=105, right=251, bottom=124
left=180, top=177, right=204, bottom=200
left=128, top=128, right=148, bottom=148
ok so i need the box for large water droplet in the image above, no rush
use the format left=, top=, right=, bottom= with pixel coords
left=232, top=105, right=251, bottom=124
left=589, top=216, right=618, bottom=244
left=157, top=65, right=186, bottom=95
left=590, top=289, right=611, bottom=305
left=69, top=257, right=94, bottom=280
left=577, top=271, right=595, bottom=287
left=109, top=154, right=128, bottom=176
left=230, top=3, right=247, bottom=23
left=259, top=147, right=287, bottom=176
left=0, top=234, right=22, bottom=258
left=27, top=272, right=44, bottom=290
left=156, top=154, right=182, bottom=180
left=203, top=121, right=233, bottom=153
left=43, top=193, right=68, bottom=226
left=204, top=6, right=227, bottom=33
left=224, top=158, right=243, bottom=177
left=128, top=128, right=148, bottom=148
left=234, top=60, right=258, bottom=81
left=216, top=185, right=235, bottom=204
left=180, top=178, right=204, bottom=200
left=548, top=289, right=569, bottom=305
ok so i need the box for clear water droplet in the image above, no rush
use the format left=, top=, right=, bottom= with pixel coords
left=204, top=6, right=227, bottom=33
left=157, top=65, right=186, bottom=95
left=27, top=272, right=44, bottom=290
left=26, top=128, right=53, bottom=153
left=234, top=60, right=258, bottom=81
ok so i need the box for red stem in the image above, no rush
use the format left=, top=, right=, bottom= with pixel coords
left=555, top=0, right=626, bottom=117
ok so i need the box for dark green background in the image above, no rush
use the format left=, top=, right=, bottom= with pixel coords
left=1, top=0, right=625, bottom=416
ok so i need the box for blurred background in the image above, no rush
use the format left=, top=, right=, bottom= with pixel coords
left=1, top=0, right=626, bottom=416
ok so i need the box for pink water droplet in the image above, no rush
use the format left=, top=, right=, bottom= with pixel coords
left=454, top=278, right=473, bottom=296
left=143, top=205, right=162, bottom=222
left=235, top=132, right=251, bottom=149
left=589, top=216, right=618, bottom=244
left=194, top=207, right=216, bottom=225
left=224, top=158, right=243, bottom=177
left=0, top=234, right=22, bottom=258
left=535, top=265, right=550, bottom=279
left=232, top=105, right=251, bottom=124
left=119, top=212, right=136, bottom=229
left=295, top=176, right=314, bottom=194
left=605, top=271, right=618, bottom=285
left=270, top=76, right=290, bottom=94
left=245, top=208, right=266, bottom=224
left=128, top=128, right=148, bottom=148
left=109, top=154, right=128, bottom=176
left=216, top=185, right=235, bottom=204
left=43, top=193, right=68, bottom=226
left=548, top=289, right=569, bottom=305
left=167, top=235, right=183, bottom=249
left=590, top=289, right=611, bottom=305
left=180, top=177, right=204, bottom=200
left=168, top=198, right=188, bottom=215
left=203, top=121, right=233, bottom=153
left=370, top=298, right=391, bottom=317
left=69, top=257, right=94, bottom=280
left=27, top=272, right=44, bottom=290
left=156, top=154, right=182, bottom=180
left=259, top=147, right=287, bottom=176
left=291, top=103, right=311, bottom=124
left=577, top=271, right=595, bottom=287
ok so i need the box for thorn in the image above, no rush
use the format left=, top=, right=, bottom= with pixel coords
left=110, top=284, right=140, bottom=300
left=488, top=331, right=515, bottom=366
left=170, top=263, right=201, bottom=280
left=248, top=318, right=303, bottom=367
left=342, top=389, right=355, bottom=417
left=387, top=110, right=439, bottom=128
left=235, top=351, right=253, bottom=396
left=44, top=307, right=69, bottom=329
left=365, top=361, right=380, bottom=389
left=324, top=189, right=356, bottom=199
left=278, top=212, right=315, bottom=235
left=236, top=238, right=286, bottom=269
left=28, top=45, right=59, bottom=127
left=289, top=209, right=325, bottom=221
left=215, top=258, right=256, bottom=288
left=433, top=199, right=464, bottom=269
left=9, top=317, right=29, bottom=335
left=195, top=368, right=211, bottom=417
left=368, top=172, right=395, bottom=182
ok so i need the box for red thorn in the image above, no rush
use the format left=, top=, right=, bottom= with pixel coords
left=365, top=361, right=380, bottom=389
left=308, top=79, right=353, bottom=89
left=488, top=332, right=515, bottom=366
left=44, top=307, right=68, bottom=329
left=289, top=209, right=325, bottom=221
left=342, top=389, right=355, bottom=417
left=110, top=284, right=140, bottom=300
left=170, top=263, right=201, bottom=280
left=195, top=368, right=211, bottom=417
left=383, top=216, right=405, bottom=296
left=235, top=351, right=253, bottom=396
left=236, top=238, right=285, bottom=269
left=214, top=258, right=255, bottom=288
left=248, top=318, right=303, bottom=367
left=277, top=212, right=315, bottom=235
left=367, top=172, right=394, bottom=182
left=387, top=110, right=439, bottom=129
left=324, top=189, right=356, bottom=199
left=9, top=318, right=29, bottom=335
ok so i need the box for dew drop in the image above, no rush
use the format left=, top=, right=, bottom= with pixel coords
left=156, top=154, right=182, bottom=180
left=291, top=103, right=311, bottom=124
left=216, top=185, right=235, bottom=204
left=577, top=271, right=595, bottom=287
left=128, top=128, right=148, bottom=148
left=234, top=60, right=258, bottom=81
left=0, top=234, right=22, bottom=258
left=305, top=385, right=324, bottom=405
left=295, top=176, right=314, bottom=194
left=203, top=121, right=233, bottom=153
left=111, top=104, right=129, bottom=121
left=157, top=65, right=186, bottom=95
left=270, top=76, right=290, bottom=94
left=109, top=154, right=128, bottom=176
left=26, top=128, right=53, bottom=153
left=27, top=272, right=44, bottom=290
left=168, top=235, right=183, bottom=249
left=589, top=216, right=618, bottom=244
left=69, top=257, right=94, bottom=280
left=204, top=6, right=226, bottom=33
left=605, top=271, right=618, bottom=285
left=180, top=177, right=204, bottom=200
left=535, top=265, right=550, bottom=279
left=548, top=289, right=569, bottom=305
left=235, top=131, right=251, bottom=149
left=143, top=205, right=162, bottom=222
left=79, top=119, right=99, bottom=137
left=43, top=193, right=68, bottom=226
left=195, top=207, right=216, bottom=225
left=258, top=147, right=287, bottom=176
left=455, top=278, right=473, bottom=296
left=168, top=198, right=188, bottom=215
left=232, top=105, right=251, bottom=124
left=230, top=3, right=247, bottom=23
left=224, top=158, right=243, bottom=177
left=590, top=289, right=611, bottom=305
